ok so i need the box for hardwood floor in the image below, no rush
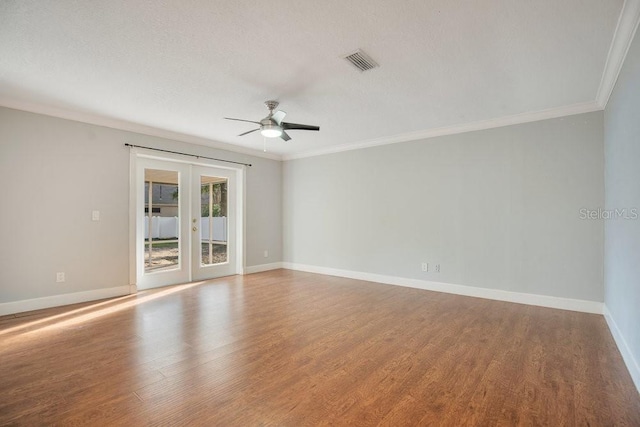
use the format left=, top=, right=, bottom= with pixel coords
left=1, top=269, right=638, bottom=426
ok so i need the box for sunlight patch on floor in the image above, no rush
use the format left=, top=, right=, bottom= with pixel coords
left=0, top=282, right=206, bottom=348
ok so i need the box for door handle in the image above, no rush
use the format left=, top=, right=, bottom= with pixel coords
left=193, top=227, right=198, bottom=232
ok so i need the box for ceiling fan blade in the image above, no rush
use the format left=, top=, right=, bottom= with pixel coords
left=280, top=131, right=292, bottom=141
left=224, top=117, right=261, bottom=124
left=238, top=128, right=260, bottom=137
left=271, top=110, right=287, bottom=125
left=282, top=122, right=320, bottom=131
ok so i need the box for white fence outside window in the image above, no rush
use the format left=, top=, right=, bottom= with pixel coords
left=144, top=216, right=227, bottom=241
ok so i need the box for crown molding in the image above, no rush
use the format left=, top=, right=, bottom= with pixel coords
left=2, top=97, right=604, bottom=164
left=596, top=0, right=640, bottom=108
left=283, top=101, right=601, bottom=161
left=0, top=98, right=283, bottom=161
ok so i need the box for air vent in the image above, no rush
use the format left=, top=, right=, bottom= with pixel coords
left=343, top=49, right=379, bottom=72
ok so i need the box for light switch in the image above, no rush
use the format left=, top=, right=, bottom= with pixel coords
left=92, top=210, right=100, bottom=221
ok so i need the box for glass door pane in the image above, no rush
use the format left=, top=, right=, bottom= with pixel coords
left=200, top=176, right=228, bottom=266
left=136, top=157, right=190, bottom=290
left=144, top=169, right=180, bottom=272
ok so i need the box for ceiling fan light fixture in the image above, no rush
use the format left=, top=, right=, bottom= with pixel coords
left=260, top=123, right=283, bottom=138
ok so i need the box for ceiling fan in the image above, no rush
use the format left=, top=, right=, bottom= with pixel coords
left=224, top=100, right=319, bottom=141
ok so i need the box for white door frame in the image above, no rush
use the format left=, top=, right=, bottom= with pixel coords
left=129, top=148, right=245, bottom=291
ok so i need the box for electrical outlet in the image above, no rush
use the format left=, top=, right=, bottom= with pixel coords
left=92, top=210, right=100, bottom=221
left=264, top=250, right=269, bottom=258
left=435, top=264, right=440, bottom=273
left=421, top=262, right=428, bottom=272
left=56, top=272, right=65, bottom=282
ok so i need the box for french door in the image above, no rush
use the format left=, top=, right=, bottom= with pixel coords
left=134, top=157, right=240, bottom=290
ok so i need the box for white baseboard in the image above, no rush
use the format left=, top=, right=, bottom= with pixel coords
left=243, top=262, right=284, bottom=275
left=0, top=286, right=132, bottom=316
left=604, top=305, right=640, bottom=394
left=282, top=262, right=603, bottom=314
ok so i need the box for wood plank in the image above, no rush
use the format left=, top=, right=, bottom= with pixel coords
left=0, top=270, right=638, bottom=425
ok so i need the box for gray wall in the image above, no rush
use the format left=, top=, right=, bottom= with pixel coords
left=0, top=107, right=282, bottom=303
left=284, top=112, right=604, bottom=301
left=604, top=29, right=640, bottom=379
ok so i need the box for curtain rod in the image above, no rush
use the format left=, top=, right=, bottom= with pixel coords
left=124, top=143, right=252, bottom=167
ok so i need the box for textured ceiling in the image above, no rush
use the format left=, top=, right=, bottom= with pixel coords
left=0, top=0, right=626, bottom=159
